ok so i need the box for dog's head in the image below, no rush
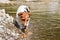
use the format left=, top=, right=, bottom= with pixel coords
left=16, top=5, right=31, bottom=30
left=18, top=12, right=31, bottom=27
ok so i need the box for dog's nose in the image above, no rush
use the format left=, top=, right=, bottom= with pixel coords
left=24, top=25, right=26, bottom=28
left=22, top=26, right=26, bottom=30
left=22, top=24, right=26, bottom=29
left=24, top=25, right=27, bottom=29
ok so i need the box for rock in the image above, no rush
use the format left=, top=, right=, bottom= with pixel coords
left=8, top=37, right=14, bottom=40
left=0, top=9, right=20, bottom=40
left=0, top=25, right=4, bottom=32
left=0, top=37, right=5, bottom=40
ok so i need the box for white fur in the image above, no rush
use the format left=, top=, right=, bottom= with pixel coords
left=16, top=5, right=30, bottom=18
left=17, top=5, right=30, bottom=13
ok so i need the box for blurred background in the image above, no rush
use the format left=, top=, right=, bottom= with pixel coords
left=0, top=0, right=60, bottom=40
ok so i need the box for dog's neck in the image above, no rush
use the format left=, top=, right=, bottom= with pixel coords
left=14, top=19, right=25, bottom=29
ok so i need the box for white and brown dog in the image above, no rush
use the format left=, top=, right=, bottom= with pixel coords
left=14, top=5, right=31, bottom=38
left=16, top=5, right=31, bottom=38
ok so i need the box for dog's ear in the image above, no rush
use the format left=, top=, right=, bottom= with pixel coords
left=29, top=12, right=31, bottom=15
left=27, top=12, right=31, bottom=17
left=25, top=6, right=30, bottom=12
left=18, top=12, right=23, bottom=16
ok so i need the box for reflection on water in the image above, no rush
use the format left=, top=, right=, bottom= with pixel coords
left=48, top=0, right=59, bottom=13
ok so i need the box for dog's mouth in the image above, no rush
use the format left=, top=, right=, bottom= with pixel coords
left=22, top=24, right=27, bottom=29
left=21, top=25, right=27, bottom=33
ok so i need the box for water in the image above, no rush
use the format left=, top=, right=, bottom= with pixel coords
left=0, top=1, right=60, bottom=40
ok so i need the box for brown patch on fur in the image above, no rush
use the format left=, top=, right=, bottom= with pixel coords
left=18, top=12, right=31, bottom=26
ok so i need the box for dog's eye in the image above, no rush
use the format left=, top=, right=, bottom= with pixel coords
left=20, top=16, right=22, bottom=18
left=18, top=13, right=22, bottom=16
left=20, top=13, right=22, bottom=15
left=27, top=20, right=28, bottom=21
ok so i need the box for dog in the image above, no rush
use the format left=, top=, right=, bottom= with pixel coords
left=14, top=5, right=31, bottom=38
